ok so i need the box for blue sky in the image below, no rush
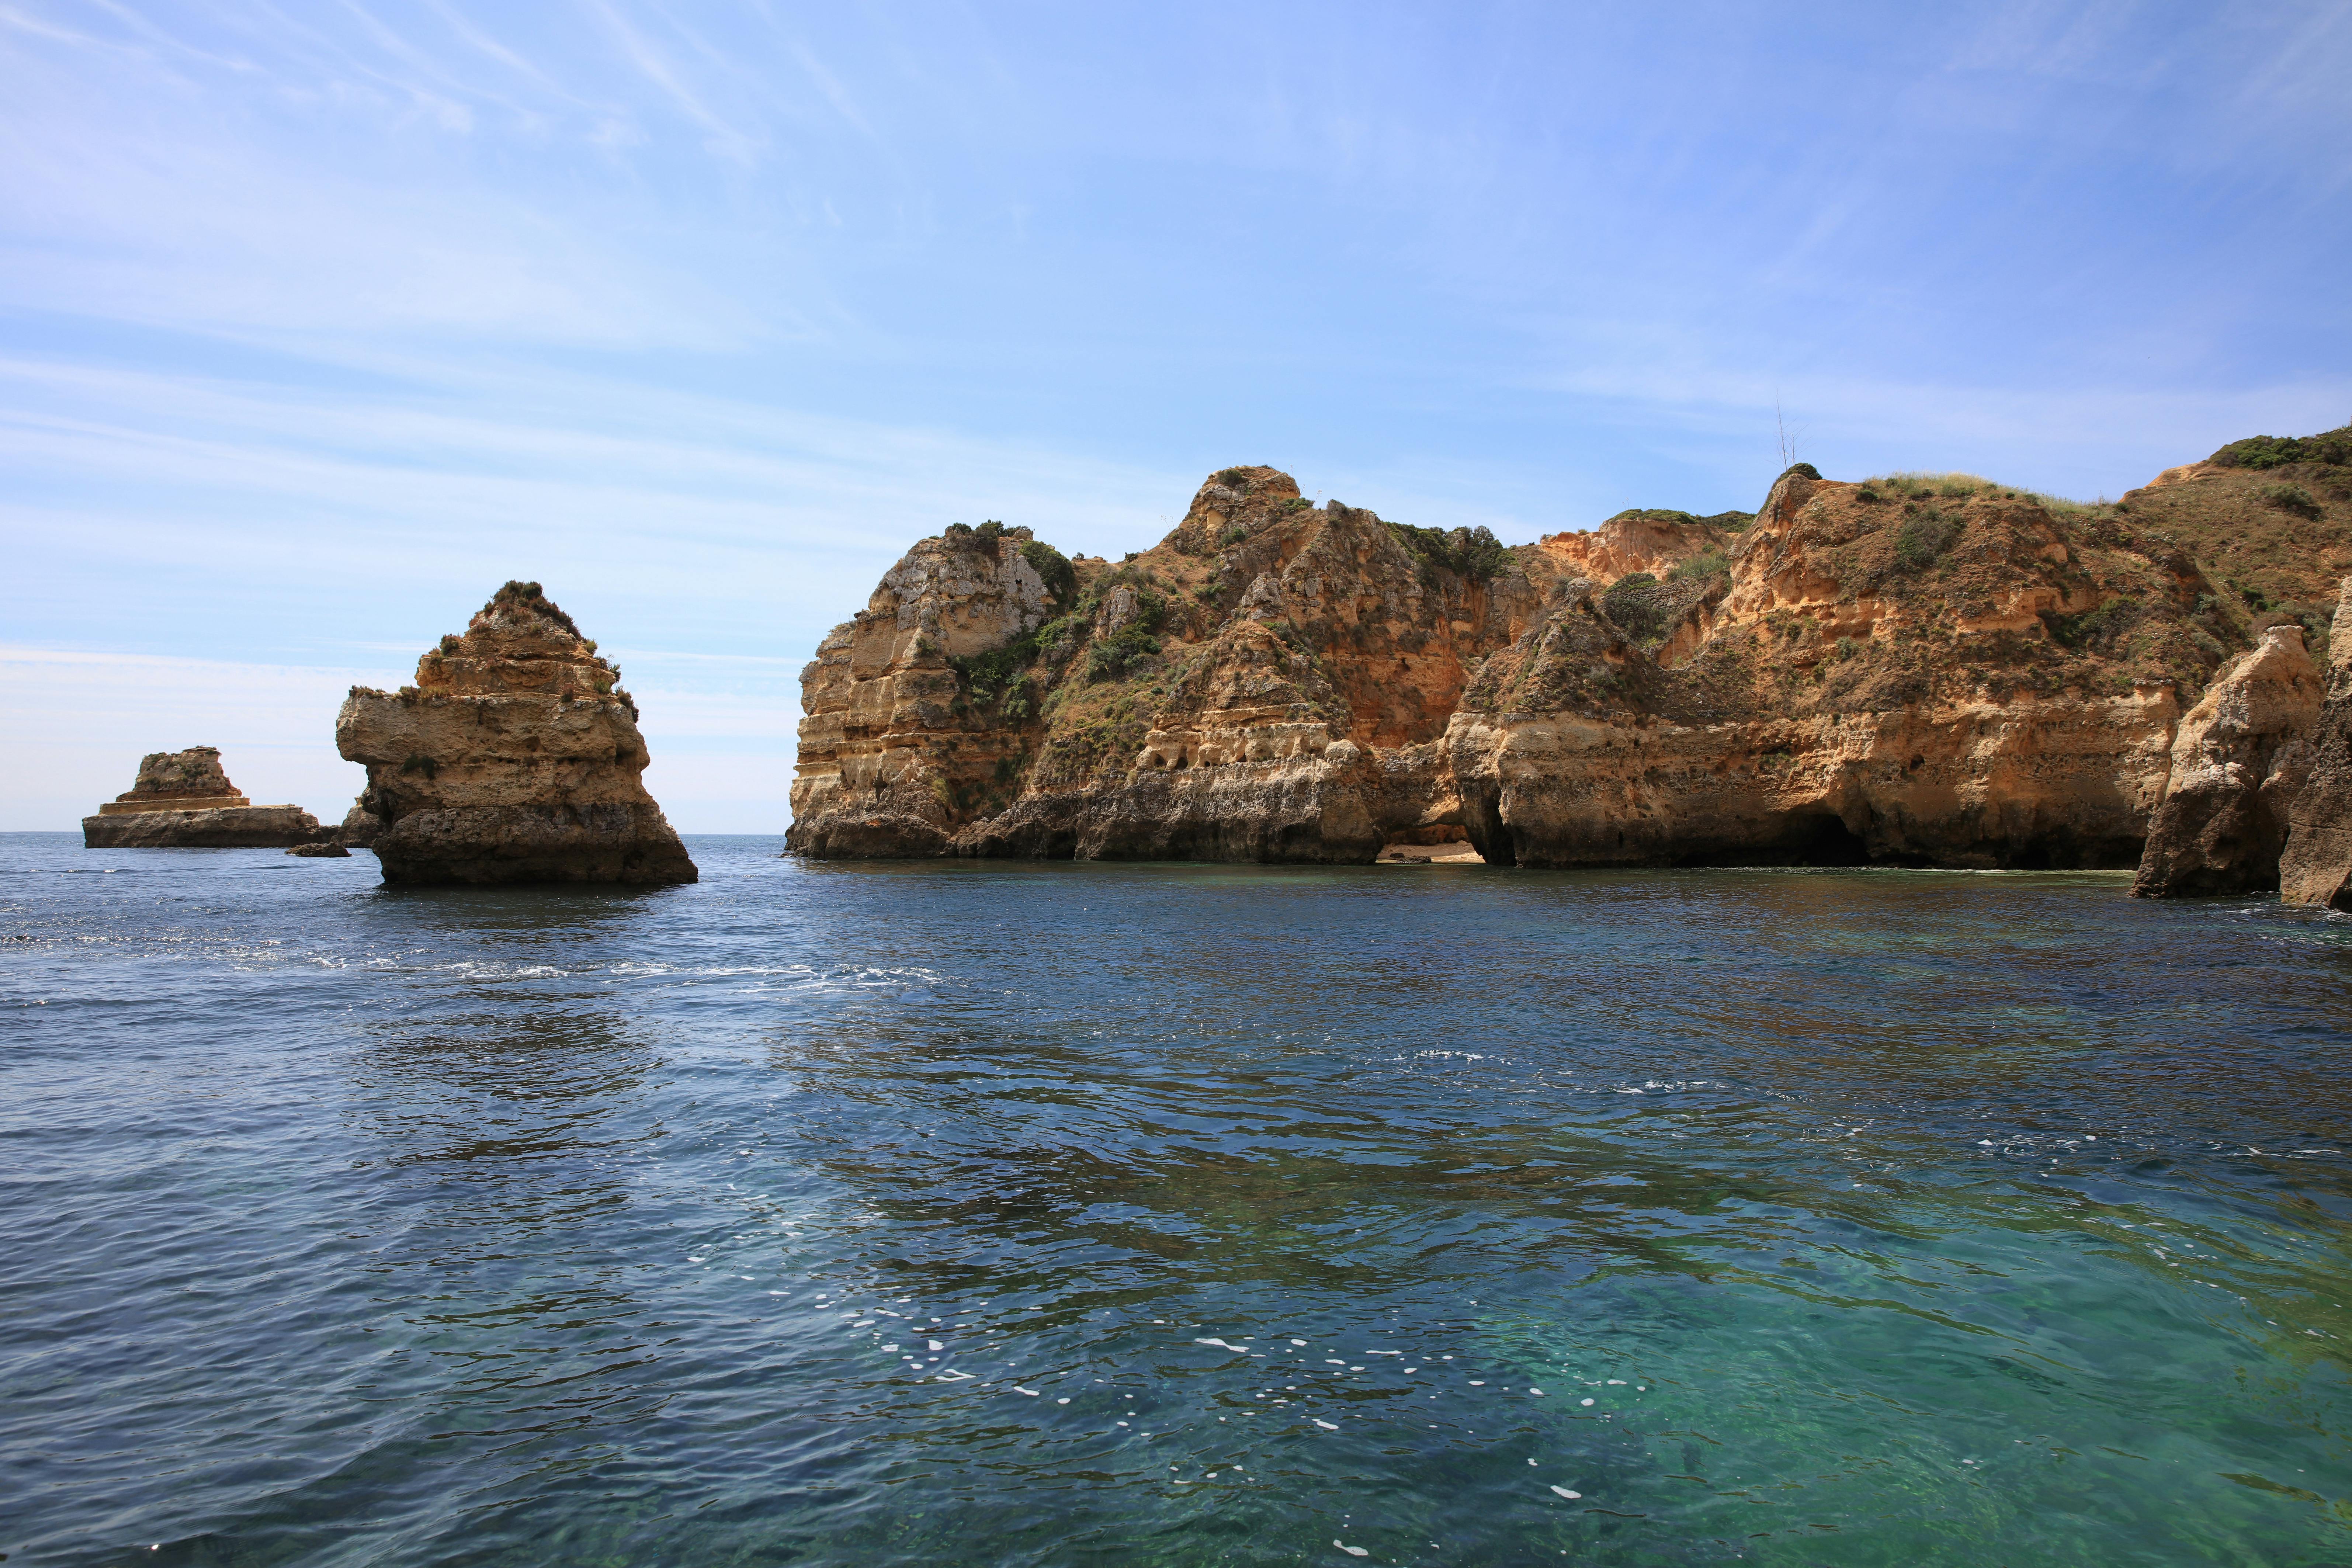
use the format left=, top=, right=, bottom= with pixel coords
left=5, top=1, right=2349, bottom=830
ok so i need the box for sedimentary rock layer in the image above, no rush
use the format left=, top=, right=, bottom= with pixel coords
left=85, top=804, right=329, bottom=849
left=81, top=747, right=328, bottom=847
left=337, top=582, right=697, bottom=886
left=789, top=430, right=2352, bottom=871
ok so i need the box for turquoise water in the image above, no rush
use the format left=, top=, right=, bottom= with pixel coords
left=3, top=832, right=2349, bottom=1566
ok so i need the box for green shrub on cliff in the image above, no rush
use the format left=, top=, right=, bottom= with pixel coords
left=1601, top=572, right=1669, bottom=643
left=951, top=629, right=1043, bottom=707
left=1390, top=521, right=1512, bottom=582
left=1893, top=506, right=1963, bottom=570
left=1085, top=625, right=1161, bottom=683
left=2260, top=483, right=2322, bottom=518
left=2053, top=596, right=2144, bottom=650
left=2211, top=425, right=2352, bottom=470
left=1668, top=548, right=1729, bottom=583
left=1019, top=539, right=1077, bottom=603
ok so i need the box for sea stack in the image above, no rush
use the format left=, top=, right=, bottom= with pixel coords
left=336, top=581, right=697, bottom=886
left=81, top=747, right=329, bottom=848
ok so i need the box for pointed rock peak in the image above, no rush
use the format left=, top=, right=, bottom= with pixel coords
left=1191, top=465, right=1301, bottom=510
left=419, top=582, right=620, bottom=698
left=475, top=579, right=583, bottom=639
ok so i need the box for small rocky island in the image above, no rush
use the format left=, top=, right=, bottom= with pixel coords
left=82, top=747, right=329, bottom=848
left=336, top=581, right=697, bottom=886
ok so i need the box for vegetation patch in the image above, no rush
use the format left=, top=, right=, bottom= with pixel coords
left=1389, top=521, right=1512, bottom=581
left=1893, top=506, right=1964, bottom=571
left=2211, top=425, right=2352, bottom=470
left=2051, top=596, right=2144, bottom=651
left=1019, top=539, right=1078, bottom=603
left=1600, top=573, right=1669, bottom=642
left=951, top=630, right=1043, bottom=708
left=2260, top=483, right=2322, bottom=518
left=1085, top=625, right=1162, bottom=683
left=491, top=579, right=580, bottom=635
left=1667, top=548, right=1729, bottom=583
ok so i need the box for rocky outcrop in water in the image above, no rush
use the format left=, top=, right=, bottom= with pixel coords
left=337, top=582, right=697, bottom=886
left=790, top=430, right=2352, bottom=868
left=2278, top=577, right=2352, bottom=909
left=2129, top=625, right=2321, bottom=896
left=82, top=747, right=329, bottom=848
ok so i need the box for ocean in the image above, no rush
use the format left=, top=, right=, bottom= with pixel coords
left=3, top=832, right=2349, bottom=1565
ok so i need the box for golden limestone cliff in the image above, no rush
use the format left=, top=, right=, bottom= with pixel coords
left=82, top=746, right=330, bottom=848
left=789, top=428, right=2352, bottom=880
left=337, top=582, right=697, bottom=885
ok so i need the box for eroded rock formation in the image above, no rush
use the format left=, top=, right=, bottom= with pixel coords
left=337, top=582, right=697, bottom=885
left=790, top=430, right=2352, bottom=872
left=2279, top=578, right=2352, bottom=909
left=2129, top=626, right=2320, bottom=896
left=82, top=747, right=329, bottom=848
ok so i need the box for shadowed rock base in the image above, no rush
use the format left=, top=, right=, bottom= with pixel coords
left=373, top=804, right=697, bottom=885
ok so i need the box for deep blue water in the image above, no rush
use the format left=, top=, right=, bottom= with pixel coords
left=3, top=831, right=2351, bottom=1566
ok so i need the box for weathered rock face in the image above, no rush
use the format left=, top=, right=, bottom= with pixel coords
left=81, top=747, right=329, bottom=848
left=2129, top=626, right=2321, bottom=896
left=101, top=746, right=247, bottom=811
left=2279, top=578, right=2352, bottom=909
left=787, top=522, right=1063, bottom=857
left=788, top=476, right=1546, bottom=860
left=790, top=434, right=2352, bottom=868
left=337, top=582, right=697, bottom=886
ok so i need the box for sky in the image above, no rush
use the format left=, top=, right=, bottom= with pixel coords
left=4, top=1, right=2349, bottom=831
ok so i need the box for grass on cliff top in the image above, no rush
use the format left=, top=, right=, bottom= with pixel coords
left=1858, top=472, right=2112, bottom=511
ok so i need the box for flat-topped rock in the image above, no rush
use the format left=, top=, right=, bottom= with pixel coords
left=96, top=746, right=250, bottom=814
left=82, top=747, right=328, bottom=847
left=337, top=580, right=697, bottom=886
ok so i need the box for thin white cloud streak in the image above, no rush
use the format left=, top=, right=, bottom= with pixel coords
left=0, top=644, right=797, bottom=832
left=0, top=352, right=1187, bottom=582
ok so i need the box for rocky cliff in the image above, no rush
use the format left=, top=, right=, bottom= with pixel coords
left=337, top=582, right=697, bottom=886
left=2278, top=576, right=2352, bottom=909
left=2129, top=626, right=2320, bottom=896
left=790, top=429, right=2352, bottom=872
left=82, top=747, right=329, bottom=848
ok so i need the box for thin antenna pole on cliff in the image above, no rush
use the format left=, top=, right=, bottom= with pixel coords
left=1776, top=396, right=1792, bottom=470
